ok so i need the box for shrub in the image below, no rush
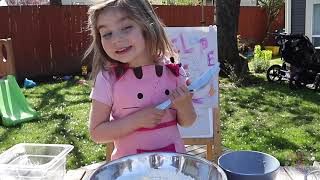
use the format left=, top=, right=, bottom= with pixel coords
left=254, top=45, right=262, bottom=60
left=261, top=49, right=273, bottom=61
left=251, top=45, right=271, bottom=73
left=251, top=58, right=270, bottom=73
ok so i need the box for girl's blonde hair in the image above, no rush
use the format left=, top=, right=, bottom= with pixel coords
left=84, top=0, right=176, bottom=80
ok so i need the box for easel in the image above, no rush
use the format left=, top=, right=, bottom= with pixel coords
left=0, top=38, right=16, bottom=77
left=183, top=106, right=222, bottom=162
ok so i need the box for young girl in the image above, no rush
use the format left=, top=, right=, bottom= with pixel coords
left=85, top=0, right=197, bottom=160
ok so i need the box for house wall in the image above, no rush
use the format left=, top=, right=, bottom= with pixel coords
left=61, top=0, right=91, bottom=5
left=240, top=0, right=257, bottom=6
left=0, top=0, right=7, bottom=6
left=291, top=0, right=306, bottom=34
left=212, top=0, right=257, bottom=6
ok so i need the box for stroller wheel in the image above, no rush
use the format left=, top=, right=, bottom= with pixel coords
left=267, top=65, right=282, bottom=82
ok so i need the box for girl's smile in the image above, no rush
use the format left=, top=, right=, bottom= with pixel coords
left=97, top=8, right=152, bottom=67
left=115, top=46, right=132, bottom=55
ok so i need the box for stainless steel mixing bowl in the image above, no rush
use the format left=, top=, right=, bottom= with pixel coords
left=90, top=152, right=227, bottom=180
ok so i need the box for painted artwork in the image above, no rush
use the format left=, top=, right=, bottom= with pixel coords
left=165, top=26, right=219, bottom=138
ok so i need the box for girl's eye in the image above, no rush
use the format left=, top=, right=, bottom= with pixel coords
left=102, top=32, right=112, bottom=39
left=121, top=26, right=132, bottom=32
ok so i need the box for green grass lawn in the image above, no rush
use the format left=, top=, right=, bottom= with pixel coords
left=0, top=71, right=319, bottom=170
left=220, top=75, right=320, bottom=166
left=0, top=80, right=106, bottom=169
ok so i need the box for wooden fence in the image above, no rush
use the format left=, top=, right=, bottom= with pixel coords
left=0, top=5, right=89, bottom=79
left=239, top=6, right=285, bottom=45
left=0, top=5, right=284, bottom=79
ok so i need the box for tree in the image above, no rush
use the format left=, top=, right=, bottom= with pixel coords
left=216, top=0, right=247, bottom=79
left=258, top=0, right=284, bottom=45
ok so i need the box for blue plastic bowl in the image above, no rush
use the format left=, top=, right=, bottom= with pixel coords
left=218, top=150, right=280, bottom=180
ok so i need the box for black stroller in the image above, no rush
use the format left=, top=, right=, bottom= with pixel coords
left=266, top=32, right=320, bottom=91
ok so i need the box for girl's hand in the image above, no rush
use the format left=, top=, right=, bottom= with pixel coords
left=131, top=107, right=165, bottom=129
left=170, top=85, right=193, bottom=110
left=170, top=85, right=196, bottom=127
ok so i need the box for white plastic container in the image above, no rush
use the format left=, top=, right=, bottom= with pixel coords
left=0, top=143, right=73, bottom=180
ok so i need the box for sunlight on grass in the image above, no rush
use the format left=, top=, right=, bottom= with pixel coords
left=220, top=76, right=320, bottom=166
left=0, top=80, right=105, bottom=169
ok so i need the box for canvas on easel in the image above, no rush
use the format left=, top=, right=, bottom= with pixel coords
left=166, top=26, right=222, bottom=162
left=105, top=26, right=222, bottom=162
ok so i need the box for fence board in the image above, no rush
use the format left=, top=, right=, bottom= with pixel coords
left=153, top=5, right=213, bottom=26
left=12, top=7, right=35, bottom=77
left=0, top=7, right=9, bottom=37
left=238, top=6, right=285, bottom=45
left=38, top=6, right=52, bottom=75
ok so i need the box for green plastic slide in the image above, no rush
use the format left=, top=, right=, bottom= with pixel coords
left=0, top=75, right=38, bottom=126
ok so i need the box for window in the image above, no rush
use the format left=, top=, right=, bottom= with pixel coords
left=313, top=4, right=320, bottom=46
left=306, top=0, right=320, bottom=47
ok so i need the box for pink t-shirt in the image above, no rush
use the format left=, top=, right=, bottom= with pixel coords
left=90, top=64, right=187, bottom=160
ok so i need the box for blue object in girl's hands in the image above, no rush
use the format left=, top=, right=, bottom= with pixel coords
left=156, top=64, right=219, bottom=110
left=186, top=65, right=219, bottom=92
